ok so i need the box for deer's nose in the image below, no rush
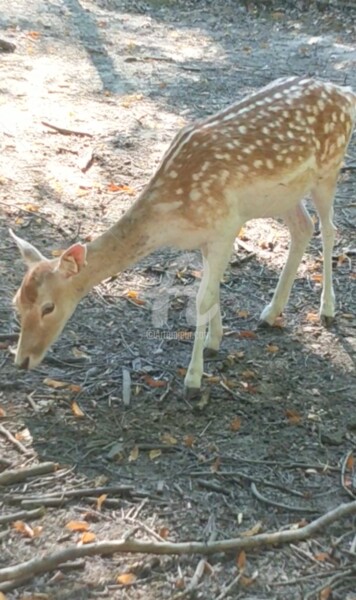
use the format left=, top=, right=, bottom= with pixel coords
left=19, top=357, right=30, bottom=370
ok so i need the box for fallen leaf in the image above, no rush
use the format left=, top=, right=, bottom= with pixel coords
left=0, top=593, right=7, bottom=600
left=240, top=382, right=258, bottom=394
left=68, top=384, right=81, bottom=393
left=143, top=375, right=167, bottom=388
left=319, top=587, right=332, bottom=600
left=71, top=401, right=85, bottom=418
left=0, top=406, right=6, bottom=418
left=12, top=520, right=34, bottom=538
left=82, top=531, right=96, bottom=544
left=43, top=378, right=68, bottom=389
left=22, top=202, right=40, bottom=212
left=72, top=347, right=90, bottom=359
left=161, top=432, right=178, bottom=445
left=266, top=343, right=279, bottom=353
left=211, top=457, right=221, bottom=472
left=314, top=552, right=331, bottom=562
left=96, top=494, right=107, bottom=511
left=15, top=428, right=31, bottom=442
left=124, top=289, right=146, bottom=305
left=237, top=550, right=246, bottom=571
left=94, top=475, right=109, bottom=487
left=66, top=520, right=90, bottom=532
left=240, top=575, right=255, bottom=587
left=27, top=31, right=41, bottom=39
left=241, top=521, right=263, bottom=537
left=237, top=309, right=249, bottom=318
left=230, top=417, right=242, bottom=431
left=158, top=527, right=169, bottom=539
left=108, top=183, right=135, bottom=195
left=311, top=273, right=323, bottom=283
left=76, top=188, right=90, bottom=197
left=238, top=330, right=257, bottom=339
left=241, top=370, right=255, bottom=379
left=117, top=573, right=137, bottom=585
left=175, top=577, right=185, bottom=590
left=197, top=390, right=210, bottom=409
left=183, top=435, right=195, bottom=448
left=149, top=449, right=162, bottom=460
left=306, top=312, right=319, bottom=323
left=337, top=253, right=347, bottom=266
left=128, top=446, right=139, bottom=462
left=285, top=409, right=302, bottom=425
left=346, top=453, right=354, bottom=470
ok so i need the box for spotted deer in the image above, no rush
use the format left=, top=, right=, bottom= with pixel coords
left=10, top=76, right=356, bottom=396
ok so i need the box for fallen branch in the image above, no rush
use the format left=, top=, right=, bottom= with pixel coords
left=0, top=462, right=57, bottom=486
left=0, top=501, right=355, bottom=586
left=0, top=507, right=45, bottom=525
left=41, top=121, right=93, bottom=138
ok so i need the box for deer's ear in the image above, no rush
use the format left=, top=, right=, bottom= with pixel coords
left=9, top=229, right=46, bottom=267
left=57, top=243, right=87, bottom=278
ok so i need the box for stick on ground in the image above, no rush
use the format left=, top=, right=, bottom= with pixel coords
left=0, top=501, right=355, bottom=586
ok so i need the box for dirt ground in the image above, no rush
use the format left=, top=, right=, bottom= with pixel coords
left=0, top=0, right=356, bottom=598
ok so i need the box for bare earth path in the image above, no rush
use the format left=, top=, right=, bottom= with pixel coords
left=0, top=1, right=355, bottom=598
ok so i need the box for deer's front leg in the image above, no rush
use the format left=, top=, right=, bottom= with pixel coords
left=184, top=239, right=234, bottom=396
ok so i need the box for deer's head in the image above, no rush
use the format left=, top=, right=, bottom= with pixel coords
left=10, top=230, right=87, bottom=369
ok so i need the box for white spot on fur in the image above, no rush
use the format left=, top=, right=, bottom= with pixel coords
left=190, top=189, right=201, bottom=201
left=155, top=201, right=183, bottom=212
left=253, top=160, right=263, bottom=168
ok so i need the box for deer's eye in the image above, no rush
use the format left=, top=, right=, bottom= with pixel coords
left=41, top=303, right=55, bottom=317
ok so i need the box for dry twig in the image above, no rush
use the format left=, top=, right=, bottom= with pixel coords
left=250, top=482, right=318, bottom=513
left=41, top=121, right=93, bottom=138
left=0, top=424, right=34, bottom=457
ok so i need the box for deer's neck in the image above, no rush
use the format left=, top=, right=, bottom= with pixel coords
left=74, top=200, right=162, bottom=297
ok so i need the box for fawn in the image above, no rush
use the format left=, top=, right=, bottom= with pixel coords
left=10, top=76, right=356, bottom=396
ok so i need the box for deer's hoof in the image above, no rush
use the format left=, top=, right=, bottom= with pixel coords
left=320, top=314, right=335, bottom=328
left=203, top=347, right=219, bottom=359
left=184, top=386, right=202, bottom=401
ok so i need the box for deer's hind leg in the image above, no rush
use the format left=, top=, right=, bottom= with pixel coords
left=260, top=202, right=314, bottom=325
